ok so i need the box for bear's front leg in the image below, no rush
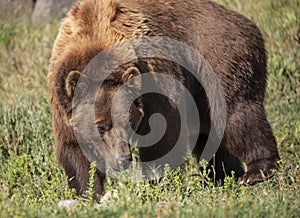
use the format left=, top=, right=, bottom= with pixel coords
left=224, top=102, right=280, bottom=185
left=56, top=141, right=106, bottom=196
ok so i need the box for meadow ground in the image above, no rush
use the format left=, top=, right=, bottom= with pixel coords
left=0, top=0, right=299, bottom=217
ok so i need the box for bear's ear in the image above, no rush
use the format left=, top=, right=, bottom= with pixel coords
left=121, top=67, right=141, bottom=89
left=65, top=70, right=82, bottom=97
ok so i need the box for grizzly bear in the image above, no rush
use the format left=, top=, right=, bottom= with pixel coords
left=48, top=0, right=280, bottom=196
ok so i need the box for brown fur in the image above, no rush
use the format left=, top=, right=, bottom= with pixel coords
left=48, top=0, right=280, bottom=195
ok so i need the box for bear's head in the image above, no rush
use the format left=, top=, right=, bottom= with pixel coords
left=65, top=66, right=144, bottom=170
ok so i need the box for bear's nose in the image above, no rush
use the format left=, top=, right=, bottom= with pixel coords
left=117, top=155, right=132, bottom=169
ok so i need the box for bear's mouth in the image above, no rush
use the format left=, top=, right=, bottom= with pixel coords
left=108, top=157, right=132, bottom=171
left=106, top=153, right=132, bottom=172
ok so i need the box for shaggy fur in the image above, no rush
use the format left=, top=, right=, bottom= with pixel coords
left=48, top=0, right=280, bottom=196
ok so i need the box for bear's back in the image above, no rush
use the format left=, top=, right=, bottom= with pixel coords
left=49, top=0, right=267, bottom=110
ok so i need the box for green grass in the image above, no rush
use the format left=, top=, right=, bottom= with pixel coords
left=0, top=0, right=299, bottom=217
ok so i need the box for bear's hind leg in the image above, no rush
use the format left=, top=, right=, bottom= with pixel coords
left=224, top=102, right=280, bottom=185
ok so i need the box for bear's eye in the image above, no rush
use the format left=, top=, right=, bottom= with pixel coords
left=97, top=124, right=106, bottom=135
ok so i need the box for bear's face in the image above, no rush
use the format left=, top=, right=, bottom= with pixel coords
left=66, top=67, right=143, bottom=170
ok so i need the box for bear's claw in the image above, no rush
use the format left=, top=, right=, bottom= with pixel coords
left=239, top=160, right=278, bottom=185
left=239, top=169, right=276, bottom=185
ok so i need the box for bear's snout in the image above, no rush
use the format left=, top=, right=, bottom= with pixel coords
left=116, top=154, right=133, bottom=170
